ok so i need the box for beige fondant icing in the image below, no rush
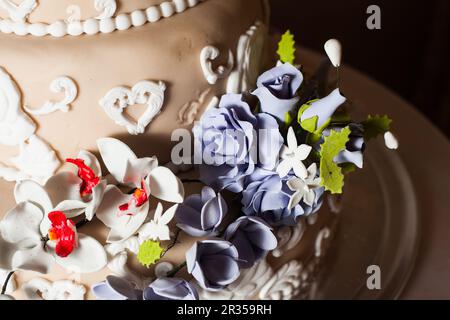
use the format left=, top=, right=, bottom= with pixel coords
left=0, top=0, right=266, bottom=167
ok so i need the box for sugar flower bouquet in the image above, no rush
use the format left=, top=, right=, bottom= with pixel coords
left=0, top=32, right=395, bottom=300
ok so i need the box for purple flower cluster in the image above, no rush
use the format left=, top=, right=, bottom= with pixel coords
left=175, top=188, right=278, bottom=291
left=193, top=63, right=300, bottom=196
left=92, top=276, right=198, bottom=300
left=193, top=94, right=283, bottom=193
left=242, top=169, right=324, bottom=226
left=192, top=63, right=325, bottom=226
left=176, top=187, right=227, bottom=237
left=176, top=62, right=331, bottom=292
left=184, top=217, right=277, bottom=291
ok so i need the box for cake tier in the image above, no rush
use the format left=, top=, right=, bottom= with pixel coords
left=0, top=0, right=268, bottom=182
left=0, top=0, right=339, bottom=301
left=0, top=0, right=192, bottom=24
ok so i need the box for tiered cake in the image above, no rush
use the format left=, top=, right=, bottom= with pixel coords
left=0, top=0, right=341, bottom=300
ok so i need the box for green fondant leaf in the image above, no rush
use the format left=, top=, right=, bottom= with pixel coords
left=297, top=99, right=319, bottom=133
left=301, top=116, right=318, bottom=133
left=277, top=30, right=296, bottom=65
left=319, top=126, right=351, bottom=194
left=362, top=115, right=392, bottom=141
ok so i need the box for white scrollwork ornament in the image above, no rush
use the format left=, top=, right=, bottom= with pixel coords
left=272, top=221, right=305, bottom=258
left=315, top=227, right=331, bottom=258
left=227, top=21, right=267, bottom=93
left=66, top=5, right=81, bottom=24
left=99, top=80, right=166, bottom=135
left=94, top=0, right=117, bottom=20
left=199, top=259, right=274, bottom=300
left=178, top=88, right=218, bottom=125
left=0, top=67, right=36, bottom=146
left=0, top=0, right=37, bottom=23
left=23, top=278, right=86, bottom=300
left=259, top=260, right=303, bottom=300
left=0, top=67, right=61, bottom=183
left=10, top=134, right=60, bottom=184
left=25, top=76, right=78, bottom=116
left=200, top=46, right=234, bottom=85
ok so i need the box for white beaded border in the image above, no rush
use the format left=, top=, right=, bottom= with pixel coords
left=0, top=0, right=208, bottom=37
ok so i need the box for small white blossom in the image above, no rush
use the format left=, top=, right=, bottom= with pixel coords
left=287, top=163, right=322, bottom=210
left=277, top=127, right=312, bottom=179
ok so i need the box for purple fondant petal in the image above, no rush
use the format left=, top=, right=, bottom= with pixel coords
left=92, top=282, right=128, bottom=300
left=202, top=254, right=240, bottom=285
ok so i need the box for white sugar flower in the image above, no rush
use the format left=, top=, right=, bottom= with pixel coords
left=44, top=150, right=107, bottom=221
left=95, top=138, right=184, bottom=243
left=0, top=180, right=107, bottom=274
left=0, top=202, right=53, bottom=274
left=277, top=127, right=312, bottom=179
left=138, top=203, right=178, bottom=242
left=287, top=163, right=322, bottom=210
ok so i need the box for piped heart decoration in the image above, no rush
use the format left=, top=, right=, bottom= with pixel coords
left=99, top=80, right=166, bottom=135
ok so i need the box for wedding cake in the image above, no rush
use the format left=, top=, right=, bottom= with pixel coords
left=0, top=0, right=394, bottom=300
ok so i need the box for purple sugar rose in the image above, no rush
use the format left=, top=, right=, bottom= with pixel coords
left=186, top=239, right=240, bottom=291
left=194, top=94, right=283, bottom=192
left=92, top=276, right=142, bottom=300
left=143, top=277, right=199, bottom=300
left=252, top=62, right=303, bottom=121
left=193, top=94, right=257, bottom=192
left=176, top=186, right=228, bottom=237
left=224, top=216, right=278, bottom=268
left=242, top=169, right=324, bottom=226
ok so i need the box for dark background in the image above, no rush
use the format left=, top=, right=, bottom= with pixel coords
left=270, top=0, right=450, bottom=137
